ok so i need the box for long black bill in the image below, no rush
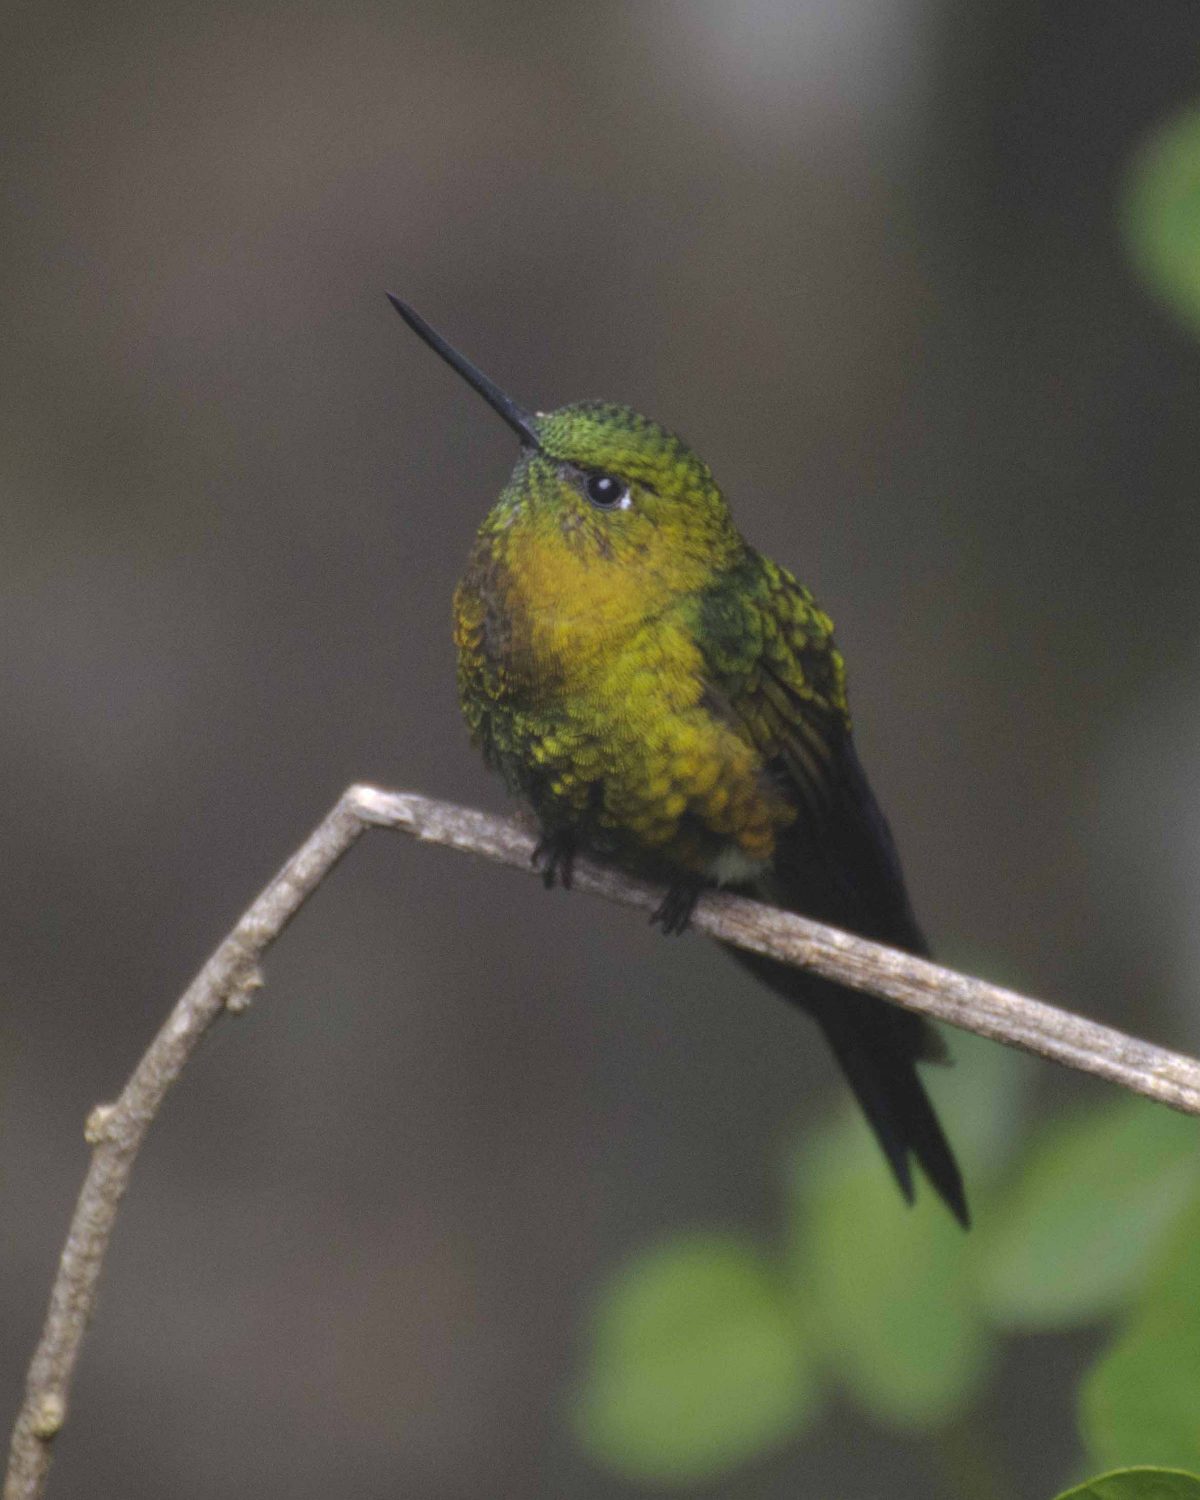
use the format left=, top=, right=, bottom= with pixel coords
left=387, top=293, right=540, bottom=448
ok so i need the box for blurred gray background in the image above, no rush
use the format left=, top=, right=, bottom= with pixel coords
left=2, top=1, right=1199, bottom=1495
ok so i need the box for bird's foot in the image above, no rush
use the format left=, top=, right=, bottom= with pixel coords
left=532, top=831, right=576, bottom=891
left=650, top=879, right=704, bottom=936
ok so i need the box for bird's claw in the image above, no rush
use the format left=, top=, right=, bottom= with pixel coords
left=650, top=880, right=703, bottom=936
left=532, top=833, right=575, bottom=890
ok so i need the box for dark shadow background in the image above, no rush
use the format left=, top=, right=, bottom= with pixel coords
left=2, top=2, right=1199, bottom=1495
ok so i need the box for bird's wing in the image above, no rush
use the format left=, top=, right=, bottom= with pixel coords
left=693, top=551, right=846, bottom=802
left=694, top=552, right=967, bottom=1224
left=692, top=549, right=926, bottom=953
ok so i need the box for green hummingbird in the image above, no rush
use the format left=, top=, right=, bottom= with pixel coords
left=389, top=294, right=967, bottom=1226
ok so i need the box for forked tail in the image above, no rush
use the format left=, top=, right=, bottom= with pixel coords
left=728, top=947, right=969, bottom=1227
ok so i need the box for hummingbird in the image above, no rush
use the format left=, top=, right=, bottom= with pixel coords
left=389, top=294, right=968, bottom=1226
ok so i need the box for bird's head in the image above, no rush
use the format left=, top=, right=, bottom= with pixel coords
left=390, top=296, right=743, bottom=587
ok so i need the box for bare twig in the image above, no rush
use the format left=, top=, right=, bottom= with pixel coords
left=7, top=783, right=1200, bottom=1499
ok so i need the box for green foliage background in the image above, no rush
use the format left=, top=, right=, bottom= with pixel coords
left=572, top=1035, right=1200, bottom=1494
left=1056, top=1475, right=1200, bottom=1500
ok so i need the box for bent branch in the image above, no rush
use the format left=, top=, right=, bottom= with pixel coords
left=7, top=783, right=1200, bottom=1499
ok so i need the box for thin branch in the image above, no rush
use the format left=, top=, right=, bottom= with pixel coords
left=7, top=783, right=1200, bottom=1499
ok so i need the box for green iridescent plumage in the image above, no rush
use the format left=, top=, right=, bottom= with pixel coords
left=391, top=297, right=968, bottom=1226
left=453, top=411, right=848, bottom=884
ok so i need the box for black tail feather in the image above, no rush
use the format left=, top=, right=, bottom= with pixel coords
left=727, top=947, right=969, bottom=1228
left=813, top=997, right=969, bottom=1227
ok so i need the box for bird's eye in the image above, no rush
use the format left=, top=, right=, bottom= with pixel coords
left=584, top=471, right=631, bottom=510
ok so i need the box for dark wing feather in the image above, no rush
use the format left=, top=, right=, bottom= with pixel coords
left=696, top=554, right=968, bottom=1226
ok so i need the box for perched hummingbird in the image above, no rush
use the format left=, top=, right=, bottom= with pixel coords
left=389, top=295, right=968, bottom=1226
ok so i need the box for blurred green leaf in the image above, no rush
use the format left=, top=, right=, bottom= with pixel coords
left=1054, top=1470, right=1200, bottom=1500
left=977, top=1097, right=1199, bottom=1330
left=783, top=1027, right=1029, bottom=1432
left=572, top=1233, right=818, bottom=1484
left=1123, top=106, right=1200, bottom=336
left=793, top=1116, right=990, bottom=1431
left=1080, top=1192, right=1200, bottom=1473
